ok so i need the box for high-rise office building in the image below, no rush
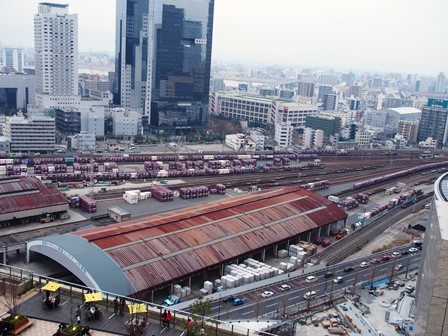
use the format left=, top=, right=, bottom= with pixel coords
left=323, top=93, right=337, bottom=111
left=435, top=72, right=446, bottom=93
left=2, top=48, right=24, bottom=72
left=317, top=85, right=332, bottom=103
left=297, top=81, right=315, bottom=98
left=34, top=3, right=79, bottom=108
left=114, top=0, right=215, bottom=132
left=417, top=99, right=448, bottom=149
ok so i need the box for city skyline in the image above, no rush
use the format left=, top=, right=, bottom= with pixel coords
left=0, top=0, right=447, bottom=75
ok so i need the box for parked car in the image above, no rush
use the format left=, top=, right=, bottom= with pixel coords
left=280, top=284, right=291, bottom=291
left=306, top=275, right=318, bottom=283
left=401, top=251, right=409, bottom=255
left=360, top=262, right=369, bottom=268
left=343, top=266, right=354, bottom=273
left=334, top=276, right=344, bottom=284
left=261, top=291, right=274, bottom=298
left=405, top=285, right=415, bottom=293
left=370, top=258, right=381, bottom=264
left=409, top=247, right=419, bottom=253
left=381, top=255, right=391, bottom=261
left=392, top=252, right=401, bottom=258
left=232, top=298, right=245, bottom=306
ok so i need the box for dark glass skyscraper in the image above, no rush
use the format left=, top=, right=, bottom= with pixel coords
left=114, top=0, right=214, bottom=133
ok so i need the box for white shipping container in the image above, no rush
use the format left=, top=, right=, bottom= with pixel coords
left=173, top=284, right=182, bottom=294
left=180, top=289, right=187, bottom=298
left=183, top=287, right=191, bottom=296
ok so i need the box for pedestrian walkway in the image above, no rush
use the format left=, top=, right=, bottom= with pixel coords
left=12, top=292, right=183, bottom=336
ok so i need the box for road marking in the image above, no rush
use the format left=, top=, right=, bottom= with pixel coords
left=267, top=303, right=277, bottom=308
left=242, top=311, right=253, bottom=316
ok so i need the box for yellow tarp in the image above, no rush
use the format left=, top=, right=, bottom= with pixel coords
left=128, top=303, right=147, bottom=314
left=84, top=292, right=103, bottom=303
left=41, top=281, right=62, bottom=292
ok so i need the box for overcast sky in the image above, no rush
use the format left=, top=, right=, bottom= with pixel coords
left=0, top=0, right=446, bottom=74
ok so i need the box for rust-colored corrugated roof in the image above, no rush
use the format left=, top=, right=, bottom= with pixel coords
left=73, top=187, right=347, bottom=292
left=0, top=176, right=69, bottom=215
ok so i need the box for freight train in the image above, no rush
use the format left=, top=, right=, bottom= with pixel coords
left=352, top=161, right=448, bottom=190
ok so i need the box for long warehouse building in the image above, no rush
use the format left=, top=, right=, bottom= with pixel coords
left=27, top=187, right=347, bottom=297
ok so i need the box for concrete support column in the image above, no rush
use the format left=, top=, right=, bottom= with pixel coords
left=307, top=231, right=311, bottom=242
left=261, top=249, right=266, bottom=262
left=274, top=245, right=278, bottom=258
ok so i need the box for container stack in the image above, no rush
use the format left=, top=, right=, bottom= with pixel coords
left=355, top=193, right=369, bottom=204
left=123, top=190, right=140, bottom=204
left=144, top=161, right=161, bottom=171
left=139, top=191, right=151, bottom=200
left=149, top=186, right=173, bottom=202
left=179, top=186, right=209, bottom=199
left=78, top=194, right=97, bottom=213
left=273, top=157, right=282, bottom=166
left=341, top=197, right=359, bottom=211
left=69, top=195, right=80, bottom=208
left=104, top=162, right=118, bottom=172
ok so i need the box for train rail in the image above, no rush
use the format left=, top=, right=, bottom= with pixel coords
left=313, top=195, right=431, bottom=265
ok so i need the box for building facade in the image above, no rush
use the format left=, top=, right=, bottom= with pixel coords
left=274, top=122, right=293, bottom=149
left=3, top=114, right=55, bottom=153
left=111, top=108, right=139, bottom=137
left=323, top=93, right=337, bottom=111
left=114, top=0, right=214, bottom=132
left=305, top=115, right=340, bottom=136
left=317, top=85, right=332, bottom=103
left=272, top=101, right=318, bottom=129
left=297, top=81, right=315, bottom=98
left=303, top=127, right=324, bottom=149
left=79, top=106, right=105, bottom=139
left=355, top=130, right=372, bottom=148
left=415, top=173, right=448, bottom=335
left=2, top=48, right=24, bottom=72
left=417, top=99, right=448, bottom=149
left=55, top=108, right=81, bottom=136
left=68, top=132, right=96, bottom=152
left=397, top=119, right=419, bottom=143
left=0, top=74, right=36, bottom=110
left=34, top=3, right=79, bottom=108
left=210, top=93, right=272, bottom=124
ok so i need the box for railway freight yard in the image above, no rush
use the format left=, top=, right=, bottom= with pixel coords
left=0, top=149, right=443, bottom=336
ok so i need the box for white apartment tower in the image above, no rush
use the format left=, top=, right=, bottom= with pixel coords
left=275, top=122, right=294, bottom=149
left=34, top=3, right=79, bottom=108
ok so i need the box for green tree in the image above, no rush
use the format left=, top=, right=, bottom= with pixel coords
left=188, top=296, right=215, bottom=336
left=133, top=134, right=144, bottom=144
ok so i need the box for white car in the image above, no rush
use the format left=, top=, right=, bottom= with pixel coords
left=280, top=284, right=291, bottom=292
left=306, top=275, right=318, bottom=283
left=261, top=291, right=274, bottom=298
left=409, top=247, right=419, bottom=253
left=333, top=276, right=344, bottom=284
left=360, top=262, right=369, bottom=268
left=392, top=252, right=401, bottom=258
left=303, top=291, right=317, bottom=300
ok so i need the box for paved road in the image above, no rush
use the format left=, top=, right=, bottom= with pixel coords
left=198, top=249, right=421, bottom=320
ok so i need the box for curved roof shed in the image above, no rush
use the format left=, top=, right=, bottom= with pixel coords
left=27, top=187, right=347, bottom=296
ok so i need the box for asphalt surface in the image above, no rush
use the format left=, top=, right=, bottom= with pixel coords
left=189, top=247, right=421, bottom=321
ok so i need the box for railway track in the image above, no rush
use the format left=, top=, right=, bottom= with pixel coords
left=313, top=195, right=431, bottom=265
left=90, top=160, right=437, bottom=200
